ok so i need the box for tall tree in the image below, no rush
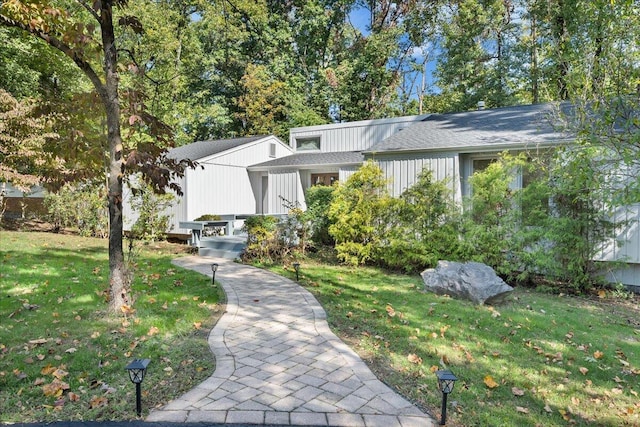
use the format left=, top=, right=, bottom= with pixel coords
left=1, top=0, right=191, bottom=314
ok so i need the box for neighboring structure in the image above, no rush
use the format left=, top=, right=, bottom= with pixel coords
left=0, top=182, right=46, bottom=219
left=123, top=135, right=292, bottom=235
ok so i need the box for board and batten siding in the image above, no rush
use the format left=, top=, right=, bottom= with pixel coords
left=267, top=170, right=305, bottom=214
left=290, top=115, right=427, bottom=153
left=374, top=153, right=461, bottom=201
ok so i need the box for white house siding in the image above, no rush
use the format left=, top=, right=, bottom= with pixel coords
left=289, top=115, right=427, bottom=153
left=268, top=170, right=304, bottom=214
left=339, top=166, right=359, bottom=182
left=599, top=203, right=640, bottom=287
left=374, top=153, right=461, bottom=201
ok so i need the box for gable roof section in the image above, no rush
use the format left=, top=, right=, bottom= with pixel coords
left=366, top=103, right=574, bottom=154
left=248, top=151, right=364, bottom=171
left=168, top=135, right=270, bottom=161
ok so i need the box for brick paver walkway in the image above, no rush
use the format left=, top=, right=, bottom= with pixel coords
left=146, top=257, right=435, bottom=427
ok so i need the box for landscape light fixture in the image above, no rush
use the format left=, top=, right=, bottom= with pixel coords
left=125, top=358, right=150, bottom=416
left=211, top=263, right=219, bottom=285
left=435, top=369, right=458, bottom=425
left=293, top=262, right=300, bottom=281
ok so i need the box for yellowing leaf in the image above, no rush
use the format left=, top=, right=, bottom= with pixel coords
left=41, top=364, right=56, bottom=375
left=89, top=395, right=108, bottom=408
left=193, top=322, right=202, bottom=330
left=147, top=326, right=160, bottom=336
left=594, top=350, right=604, bottom=359
left=52, top=368, right=68, bottom=379
left=597, top=289, right=606, bottom=298
left=42, top=379, right=69, bottom=397
left=407, top=353, right=422, bottom=364
left=484, top=375, right=499, bottom=389
left=386, top=305, right=396, bottom=317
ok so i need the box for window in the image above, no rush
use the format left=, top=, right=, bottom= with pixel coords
left=296, top=136, right=320, bottom=151
left=269, top=142, right=276, bottom=158
left=311, top=173, right=338, bottom=186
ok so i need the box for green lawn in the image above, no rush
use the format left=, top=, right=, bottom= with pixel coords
left=0, top=231, right=221, bottom=422
left=1, top=231, right=638, bottom=425
left=264, top=258, right=640, bottom=426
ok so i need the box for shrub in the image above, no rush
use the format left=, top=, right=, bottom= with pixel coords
left=379, top=169, right=462, bottom=273
left=241, top=215, right=280, bottom=261
left=44, top=182, right=108, bottom=237
left=304, top=185, right=335, bottom=247
left=328, top=161, right=391, bottom=266
left=129, top=182, right=174, bottom=241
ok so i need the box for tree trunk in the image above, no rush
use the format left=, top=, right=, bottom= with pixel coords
left=100, top=1, right=131, bottom=314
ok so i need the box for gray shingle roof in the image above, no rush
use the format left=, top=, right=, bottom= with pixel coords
left=366, top=103, right=573, bottom=154
left=168, top=135, right=269, bottom=160
left=249, top=151, right=364, bottom=169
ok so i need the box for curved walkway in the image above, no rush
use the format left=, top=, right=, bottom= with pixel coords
left=147, top=257, right=435, bottom=427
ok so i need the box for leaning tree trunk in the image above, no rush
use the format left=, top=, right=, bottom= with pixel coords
left=101, top=0, right=131, bottom=314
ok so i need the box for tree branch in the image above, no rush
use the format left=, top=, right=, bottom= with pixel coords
left=0, top=13, right=107, bottom=101
left=74, top=0, right=101, bottom=23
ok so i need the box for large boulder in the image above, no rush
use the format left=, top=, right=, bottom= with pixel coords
left=421, top=261, right=513, bottom=305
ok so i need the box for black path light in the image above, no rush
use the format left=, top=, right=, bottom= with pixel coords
left=292, top=262, right=300, bottom=281
left=435, top=369, right=458, bottom=425
left=211, top=263, right=219, bottom=285
left=125, top=358, right=151, bottom=416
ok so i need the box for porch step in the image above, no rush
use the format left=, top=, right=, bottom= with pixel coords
left=198, top=236, right=246, bottom=259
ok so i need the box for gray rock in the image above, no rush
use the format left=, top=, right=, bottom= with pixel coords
left=421, top=261, right=513, bottom=305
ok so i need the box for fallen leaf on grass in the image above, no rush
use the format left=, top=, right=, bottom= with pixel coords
left=41, top=365, right=56, bottom=375
left=407, top=354, right=422, bottom=364
left=516, top=406, right=529, bottom=414
left=594, top=350, right=604, bottom=359
left=484, top=375, right=499, bottom=389
left=386, top=305, right=396, bottom=317
left=512, top=387, right=525, bottom=396
left=579, top=367, right=589, bottom=375
left=89, top=395, right=108, bottom=409
left=42, top=379, right=69, bottom=397
left=52, top=368, right=68, bottom=379
left=147, top=326, right=160, bottom=336
left=193, top=322, right=202, bottom=330
left=544, top=404, right=553, bottom=413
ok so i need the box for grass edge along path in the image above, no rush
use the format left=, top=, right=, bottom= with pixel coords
left=0, top=230, right=222, bottom=422
left=259, top=258, right=640, bottom=427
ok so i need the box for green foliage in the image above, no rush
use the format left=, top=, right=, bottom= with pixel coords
left=462, top=154, right=524, bottom=274
left=379, top=169, right=462, bottom=273
left=462, top=149, right=626, bottom=292
left=241, top=215, right=280, bottom=262
left=44, top=182, right=108, bottom=238
left=303, top=185, right=335, bottom=247
left=193, top=214, right=221, bottom=221
left=129, top=181, right=174, bottom=242
left=328, top=161, right=391, bottom=266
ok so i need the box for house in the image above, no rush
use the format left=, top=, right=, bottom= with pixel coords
left=249, top=103, right=639, bottom=288
left=123, top=135, right=292, bottom=235
left=246, top=114, right=428, bottom=213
